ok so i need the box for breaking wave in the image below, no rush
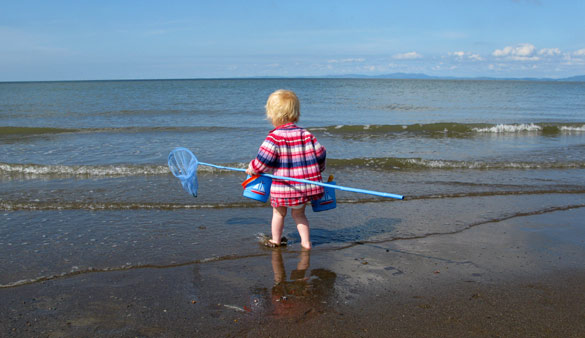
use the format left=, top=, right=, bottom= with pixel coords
left=3, top=123, right=584, bottom=139
left=0, top=125, right=247, bottom=137
left=310, top=122, right=585, bottom=137
left=0, top=126, right=79, bottom=136
left=326, top=158, right=585, bottom=170
left=2, top=157, right=584, bottom=180
left=0, top=162, right=170, bottom=177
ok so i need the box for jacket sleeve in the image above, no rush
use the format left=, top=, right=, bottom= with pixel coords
left=313, top=135, right=327, bottom=172
left=250, top=134, right=279, bottom=174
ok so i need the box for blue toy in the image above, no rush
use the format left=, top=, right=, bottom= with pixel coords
left=242, top=174, right=272, bottom=202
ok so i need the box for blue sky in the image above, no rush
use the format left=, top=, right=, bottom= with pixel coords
left=1, top=0, right=584, bottom=81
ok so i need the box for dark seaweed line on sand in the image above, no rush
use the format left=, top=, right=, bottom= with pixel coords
left=2, top=203, right=584, bottom=289
left=0, top=252, right=270, bottom=289
left=2, top=189, right=584, bottom=211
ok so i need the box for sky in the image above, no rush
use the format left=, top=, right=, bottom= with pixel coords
left=1, top=0, right=584, bottom=81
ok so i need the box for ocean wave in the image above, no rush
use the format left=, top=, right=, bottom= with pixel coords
left=0, top=162, right=247, bottom=178
left=0, top=162, right=170, bottom=177
left=310, top=122, right=585, bottom=137
left=0, top=126, right=79, bottom=136
left=311, top=123, right=476, bottom=134
left=3, top=123, right=584, bottom=139
left=560, top=125, right=585, bottom=132
left=327, top=158, right=585, bottom=170
left=472, top=123, right=585, bottom=134
left=0, top=125, right=246, bottom=137
left=2, top=158, right=584, bottom=180
left=379, top=103, right=435, bottom=111
left=472, top=123, right=542, bottom=133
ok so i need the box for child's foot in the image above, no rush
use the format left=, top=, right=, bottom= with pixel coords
left=265, top=237, right=288, bottom=248
left=265, top=239, right=280, bottom=248
left=258, top=233, right=287, bottom=248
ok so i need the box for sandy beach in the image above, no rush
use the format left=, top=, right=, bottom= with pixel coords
left=2, top=202, right=585, bottom=337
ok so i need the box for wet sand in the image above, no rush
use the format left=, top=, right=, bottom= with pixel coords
left=2, top=206, right=585, bottom=337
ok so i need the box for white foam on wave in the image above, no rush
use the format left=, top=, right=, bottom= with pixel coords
left=404, top=158, right=584, bottom=170
left=0, top=163, right=169, bottom=177
left=560, top=125, right=585, bottom=131
left=0, top=161, right=249, bottom=178
left=472, top=123, right=542, bottom=133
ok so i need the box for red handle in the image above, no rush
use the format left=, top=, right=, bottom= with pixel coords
left=241, top=175, right=260, bottom=189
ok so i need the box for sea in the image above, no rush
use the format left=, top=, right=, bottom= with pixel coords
left=1, top=78, right=585, bottom=288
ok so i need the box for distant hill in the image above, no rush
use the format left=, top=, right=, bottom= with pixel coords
left=327, top=72, right=438, bottom=79
left=319, top=73, right=585, bottom=82
left=562, top=75, right=585, bottom=82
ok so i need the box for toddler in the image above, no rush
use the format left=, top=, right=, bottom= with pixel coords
left=246, top=89, right=326, bottom=249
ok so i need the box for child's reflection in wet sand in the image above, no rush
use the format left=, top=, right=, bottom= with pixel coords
left=272, top=249, right=310, bottom=284
left=269, top=249, right=336, bottom=319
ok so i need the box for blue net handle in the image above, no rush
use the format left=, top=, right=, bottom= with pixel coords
left=198, top=162, right=404, bottom=200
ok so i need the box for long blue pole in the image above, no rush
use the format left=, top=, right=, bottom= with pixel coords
left=199, top=162, right=404, bottom=200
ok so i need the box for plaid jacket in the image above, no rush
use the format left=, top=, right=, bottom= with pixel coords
left=250, top=123, right=326, bottom=207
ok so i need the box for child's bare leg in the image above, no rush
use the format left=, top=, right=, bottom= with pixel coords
left=297, top=249, right=310, bottom=270
left=271, top=206, right=287, bottom=245
left=291, top=205, right=311, bottom=249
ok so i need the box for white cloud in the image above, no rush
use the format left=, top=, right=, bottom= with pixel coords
left=492, top=43, right=539, bottom=61
left=563, top=49, right=585, bottom=65
left=393, top=52, right=422, bottom=60
left=327, top=58, right=365, bottom=63
left=468, top=54, right=483, bottom=61
left=538, top=48, right=561, bottom=56
left=449, top=51, right=483, bottom=61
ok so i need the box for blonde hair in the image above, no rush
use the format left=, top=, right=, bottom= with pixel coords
left=265, top=89, right=300, bottom=126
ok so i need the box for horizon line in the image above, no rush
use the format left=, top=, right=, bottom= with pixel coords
left=1, top=73, right=584, bottom=84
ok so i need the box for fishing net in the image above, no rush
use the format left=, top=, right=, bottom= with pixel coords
left=168, top=147, right=198, bottom=197
left=168, top=148, right=403, bottom=200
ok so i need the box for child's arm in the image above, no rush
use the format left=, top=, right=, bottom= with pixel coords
left=313, top=136, right=327, bottom=172
left=248, top=135, right=279, bottom=175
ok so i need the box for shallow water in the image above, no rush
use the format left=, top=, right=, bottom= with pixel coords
left=1, top=78, right=585, bottom=289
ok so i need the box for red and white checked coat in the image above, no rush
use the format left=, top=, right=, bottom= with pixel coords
left=250, top=123, right=326, bottom=207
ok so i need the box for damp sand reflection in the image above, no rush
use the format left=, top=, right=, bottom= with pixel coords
left=267, top=249, right=336, bottom=320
